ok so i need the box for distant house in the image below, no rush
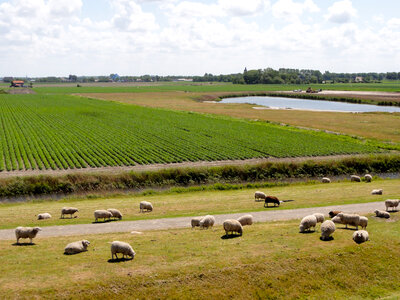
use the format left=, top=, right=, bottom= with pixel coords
left=355, top=76, right=363, bottom=83
left=10, top=80, right=24, bottom=87
left=176, top=78, right=193, bottom=82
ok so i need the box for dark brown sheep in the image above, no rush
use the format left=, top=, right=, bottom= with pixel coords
left=264, top=196, right=280, bottom=208
left=328, top=210, right=342, bottom=218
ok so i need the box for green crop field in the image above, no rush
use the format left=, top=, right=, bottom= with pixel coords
left=0, top=93, right=381, bottom=171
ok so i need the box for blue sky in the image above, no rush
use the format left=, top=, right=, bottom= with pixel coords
left=0, top=0, right=399, bottom=76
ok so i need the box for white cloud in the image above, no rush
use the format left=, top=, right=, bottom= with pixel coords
left=272, top=0, right=319, bottom=22
left=218, top=0, right=270, bottom=16
left=325, top=0, right=357, bottom=24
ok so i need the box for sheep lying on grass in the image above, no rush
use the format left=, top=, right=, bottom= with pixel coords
left=322, top=177, right=331, bottom=183
left=264, top=196, right=280, bottom=208
left=351, top=175, right=361, bottom=182
left=111, top=241, right=135, bottom=260
left=359, top=216, right=368, bottom=229
left=199, top=215, right=215, bottom=229
left=385, top=199, right=400, bottom=212
left=94, top=210, right=112, bottom=222
left=320, top=220, right=335, bottom=241
left=299, top=215, right=317, bottom=233
left=313, top=213, right=325, bottom=223
left=329, top=210, right=341, bottom=218
left=64, top=240, right=90, bottom=255
left=371, top=189, right=383, bottom=195
left=139, top=201, right=153, bottom=213
left=254, top=191, right=266, bottom=201
left=37, top=213, right=51, bottom=220
left=223, top=219, right=243, bottom=236
left=191, top=217, right=203, bottom=228
left=353, top=230, right=369, bottom=244
left=364, top=174, right=372, bottom=182
left=15, top=227, right=42, bottom=244
left=374, top=210, right=390, bottom=219
left=107, top=208, right=122, bottom=220
left=237, top=214, right=253, bottom=226
left=61, top=207, right=78, bottom=219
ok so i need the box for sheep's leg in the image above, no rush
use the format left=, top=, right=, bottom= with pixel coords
left=16, top=238, right=19, bottom=244
left=30, top=238, right=32, bottom=244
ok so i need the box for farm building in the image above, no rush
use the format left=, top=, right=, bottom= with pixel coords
left=355, top=76, right=363, bottom=83
left=10, top=80, right=24, bottom=87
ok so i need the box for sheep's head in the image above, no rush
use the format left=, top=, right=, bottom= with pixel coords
left=33, top=227, right=42, bottom=232
left=299, top=225, right=305, bottom=232
left=374, top=210, right=379, bottom=214
left=82, top=240, right=90, bottom=248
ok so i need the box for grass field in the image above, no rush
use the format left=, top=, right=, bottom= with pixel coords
left=0, top=179, right=397, bottom=229
left=0, top=93, right=381, bottom=171
left=1, top=213, right=399, bottom=299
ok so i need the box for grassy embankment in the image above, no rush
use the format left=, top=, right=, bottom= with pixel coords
left=0, top=178, right=398, bottom=229
left=0, top=213, right=399, bottom=299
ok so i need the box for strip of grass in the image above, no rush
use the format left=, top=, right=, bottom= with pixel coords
left=1, top=214, right=399, bottom=299
left=0, top=179, right=398, bottom=229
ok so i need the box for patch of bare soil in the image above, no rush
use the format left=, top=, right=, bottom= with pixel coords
left=6, top=88, right=36, bottom=94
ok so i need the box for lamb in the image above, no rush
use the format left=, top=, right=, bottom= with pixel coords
left=107, top=208, right=123, bottom=220
left=359, top=216, right=368, bottom=229
left=352, top=230, right=369, bottom=244
left=299, top=215, right=317, bottom=233
left=374, top=210, right=390, bottom=219
left=312, top=213, right=325, bottom=223
left=61, top=207, right=78, bottom=219
left=237, top=214, right=253, bottom=226
left=371, top=189, right=383, bottom=195
left=111, top=241, right=135, bottom=260
left=199, top=215, right=215, bottom=229
left=94, top=210, right=112, bottom=222
left=37, top=213, right=51, bottom=220
left=350, top=175, right=361, bottom=182
left=329, top=210, right=342, bottom=218
left=385, top=199, right=400, bottom=211
left=139, top=201, right=153, bottom=213
left=254, top=191, right=266, bottom=201
left=64, top=240, right=90, bottom=255
left=264, top=196, right=280, bottom=208
left=336, top=213, right=360, bottom=230
left=320, top=220, right=335, bottom=241
left=191, top=216, right=203, bottom=228
left=322, top=177, right=331, bottom=183
left=223, top=219, right=243, bottom=236
left=15, top=227, right=42, bottom=244
left=364, top=174, right=372, bottom=182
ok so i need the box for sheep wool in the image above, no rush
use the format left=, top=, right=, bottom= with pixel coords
left=191, top=217, right=203, bottom=228
left=223, top=219, right=243, bottom=236
left=237, top=214, right=253, bottom=226
left=329, top=210, right=341, bottom=218
left=359, top=216, right=368, bottom=229
left=61, top=207, right=78, bottom=219
left=312, top=213, right=325, bottom=223
left=331, top=216, right=343, bottom=225
left=15, top=227, right=42, bottom=244
left=139, top=201, right=153, bottom=212
left=374, top=210, right=390, bottom=219
left=320, top=220, right=335, bottom=241
left=111, top=241, right=135, bottom=260
left=264, top=196, right=280, bottom=207
left=254, top=191, right=266, bottom=201
left=336, top=213, right=360, bottom=230
left=37, top=213, right=51, bottom=220
left=322, top=177, right=331, bottom=183
left=385, top=199, right=400, bottom=212
left=94, top=210, right=112, bottom=222
left=199, top=215, right=215, bottom=229
left=64, top=240, right=90, bottom=254
left=299, top=215, right=317, bottom=233
left=107, top=208, right=123, bottom=220
left=371, top=189, right=383, bottom=195
left=364, top=174, right=372, bottom=182
left=350, top=175, right=361, bottom=182
left=353, top=230, right=369, bottom=244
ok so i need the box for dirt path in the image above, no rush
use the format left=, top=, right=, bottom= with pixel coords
left=0, top=201, right=386, bottom=240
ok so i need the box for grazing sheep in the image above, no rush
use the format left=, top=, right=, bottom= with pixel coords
left=364, top=174, right=372, bottom=182
left=264, top=196, right=280, bottom=208
left=61, top=207, right=78, bottom=219
left=329, top=210, right=342, bottom=218
left=322, top=177, right=331, bottom=183
left=94, top=210, right=112, bottom=222
left=385, top=199, right=400, bottom=211
left=320, top=220, right=335, bottom=241
left=107, top=208, right=123, bottom=220
left=371, top=189, right=383, bottom=195
left=139, top=201, right=153, bottom=213
left=191, top=216, right=203, bottom=228
left=312, top=213, right=325, bottom=223
left=350, top=175, right=361, bottom=182
left=374, top=210, right=390, bottom=219
left=359, top=216, right=368, bottom=229
left=254, top=191, right=266, bottom=201
left=299, top=215, right=317, bottom=233
left=352, top=230, right=369, bottom=244
left=199, top=215, right=215, bottom=229
left=111, top=241, right=135, bottom=260
left=64, top=240, right=90, bottom=255
left=223, top=219, right=243, bottom=236
left=237, top=214, right=253, bottom=226
left=336, top=213, right=360, bottom=230
left=37, top=213, right=51, bottom=220
left=331, top=216, right=343, bottom=225
left=15, top=227, right=42, bottom=244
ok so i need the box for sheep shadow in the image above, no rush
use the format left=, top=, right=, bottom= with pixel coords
left=221, top=234, right=242, bottom=239
left=320, top=236, right=334, bottom=242
left=63, top=251, right=87, bottom=255
left=388, top=210, right=399, bottom=213
left=60, top=216, right=78, bottom=219
left=108, top=257, right=133, bottom=263
left=92, top=219, right=115, bottom=224
left=299, top=230, right=316, bottom=234
left=12, top=242, right=36, bottom=246
left=340, top=227, right=358, bottom=231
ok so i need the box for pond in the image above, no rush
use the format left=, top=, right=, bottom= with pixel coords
left=219, top=96, right=400, bottom=113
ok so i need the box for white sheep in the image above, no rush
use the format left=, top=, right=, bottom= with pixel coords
left=139, top=201, right=153, bottom=213
left=94, top=210, right=112, bottom=222
left=331, top=216, right=343, bottom=225
left=322, top=177, right=331, bottom=183
left=364, top=174, right=372, bottom=182
left=15, top=227, right=42, bottom=244
left=64, top=240, right=90, bottom=255
left=37, top=213, right=51, bottom=220
left=359, top=216, right=368, bottom=229
left=237, top=214, right=253, bottom=226
left=223, top=219, right=243, bottom=236
left=320, top=220, right=335, bottom=241
left=191, top=216, right=203, bottom=228
left=350, top=175, right=361, bottom=182
left=352, top=230, right=369, bottom=244
left=254, top=191, right=266, bottom=201
left=371, top=189, right=383, bottom=195
left=111, top=241, right=135, bottom=260
left=385, top=199, right=400, bottom=212
left=107, top=208, right=123, bottom=220
left=336, top=213, right=360, bottom=230
left=299, top=215, right=317, bottom=233
left=374, top=210, right=390, bottom=219
left=199, top=215, right=215, bottom=229
left=312, top=213, right=325, bottom=223
left=61, top=207, right=78, bottom=219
